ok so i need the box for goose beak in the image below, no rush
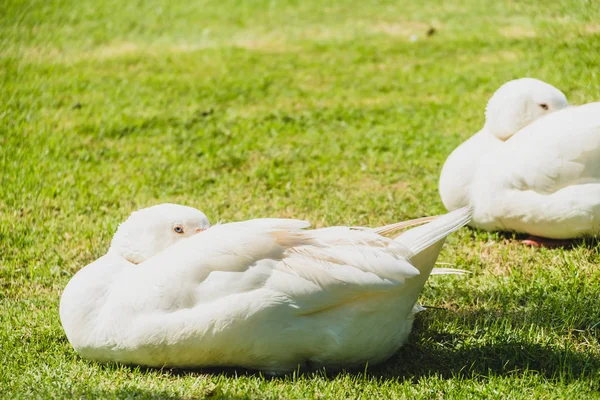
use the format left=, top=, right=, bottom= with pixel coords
left=195, top=228, right=207, bottom=234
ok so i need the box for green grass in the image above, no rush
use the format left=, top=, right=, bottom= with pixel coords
left=1, top=0, right=600, bottom=398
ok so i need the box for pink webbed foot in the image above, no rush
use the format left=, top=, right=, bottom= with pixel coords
left=521, top=236, right=573, bottom=248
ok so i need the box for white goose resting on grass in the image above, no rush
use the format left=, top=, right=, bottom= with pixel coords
left=60, top=204, right=471, bottom=374
left=440, top=78, right=599, bottom=246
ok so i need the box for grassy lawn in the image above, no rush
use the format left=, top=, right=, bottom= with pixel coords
left=2, top=0, right=600, bottom=398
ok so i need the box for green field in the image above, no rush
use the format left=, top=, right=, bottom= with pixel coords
left=2, top=0, right=600, bottom=398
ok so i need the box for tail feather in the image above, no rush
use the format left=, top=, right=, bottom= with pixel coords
left=373, top=215, right=439, bottom=237
left=431, top=267, right=470, bottom=275
left=394, top=206, right=472, bottom=258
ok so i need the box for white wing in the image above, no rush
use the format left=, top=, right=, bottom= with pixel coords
left=492, top=103, right=600, bottom=192
left=105, top=218, right=420, bottom=319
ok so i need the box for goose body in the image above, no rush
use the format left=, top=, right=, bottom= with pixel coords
left=439, top=78, right=599, bottom=239
left=470, top=102, right=600, bottom=237
left=60, top=205, right=470, bottom=373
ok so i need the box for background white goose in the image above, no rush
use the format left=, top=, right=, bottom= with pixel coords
left=469, top=101, right=600, bottom=244
left=438, top=78, right=600, bottom=246
left=60, top=204, right=471, bottom=373
left=439, top=78, right=569, bottom=213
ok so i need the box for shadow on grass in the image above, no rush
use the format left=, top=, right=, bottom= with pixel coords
left=70, top=387, right=251, bottom=400
left=80, top=388, right=189, bottom=400
left=482, top=229, right=600, bottom=250
left=364, top=314, right=600, bottom=383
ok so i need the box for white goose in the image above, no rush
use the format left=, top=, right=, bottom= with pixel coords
left=439, top=78, right=599, bottom=245
left=60, top=204, right=471, bottom=373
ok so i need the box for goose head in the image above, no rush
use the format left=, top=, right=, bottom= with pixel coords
left=108, top=203, right=210, bottom=264
left=484, top=78, right=568, bottom=140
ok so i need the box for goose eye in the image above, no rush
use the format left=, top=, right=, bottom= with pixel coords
left=173, top=225, right=184, bottom=234
left=540, top=103, right=549, bottom=110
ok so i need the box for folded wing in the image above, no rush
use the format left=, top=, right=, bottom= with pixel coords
left=114, top=218, right=421, bottom=317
